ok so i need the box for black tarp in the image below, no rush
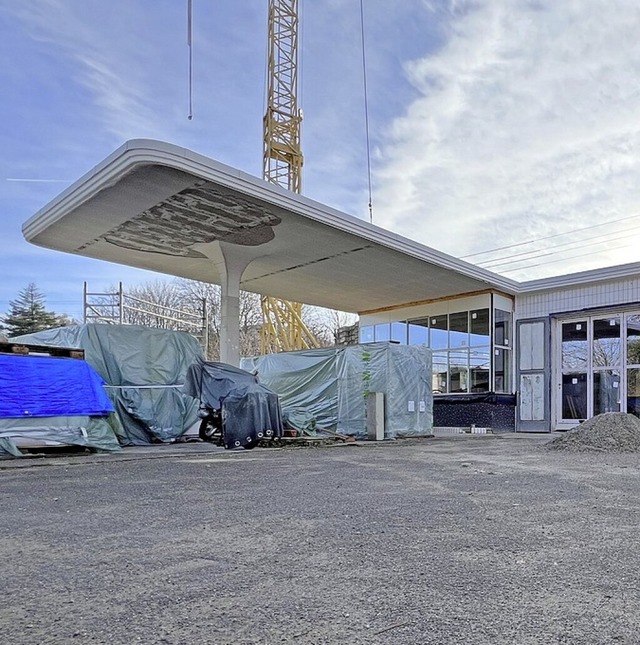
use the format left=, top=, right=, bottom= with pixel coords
left=183, top=360, right=283, bottom=449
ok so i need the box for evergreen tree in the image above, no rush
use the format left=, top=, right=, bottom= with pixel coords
left=1, top=283, right=64, bottom=337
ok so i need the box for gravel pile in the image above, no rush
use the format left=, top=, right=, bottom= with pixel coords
left=547, top=412, right=640, bottom=452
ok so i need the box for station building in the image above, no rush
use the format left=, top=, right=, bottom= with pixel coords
left=359, top=265, right=640, bottom=432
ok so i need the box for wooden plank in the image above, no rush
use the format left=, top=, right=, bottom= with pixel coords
left=0, top=342, right=84, bottom=360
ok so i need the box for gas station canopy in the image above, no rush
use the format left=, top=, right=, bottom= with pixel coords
left=23, top=140, right=517, bottom=315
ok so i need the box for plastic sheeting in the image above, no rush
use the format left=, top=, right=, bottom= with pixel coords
left=183, top=360, right=283, bottom=449
left=0, top=437, right=23, bottom=458
left=0, top=416, right=121, bottom=453
left=12, top=325, right=204, bottom=445
left=0, top=354, right=114, bottom=418
left=241, top=342, right=433, bottom=439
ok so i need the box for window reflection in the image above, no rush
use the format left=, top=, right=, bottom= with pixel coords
left=592, top=318, right=620, bottom=367
left=408, top=319, right=428, bottom=345
left=627, top=368, right=640, bottom=416
left=627, top=315, right=640, bottom=366
left=449, top=312, right=469, bottom=348
left=360, top=325, right=374, bottom=343
left=494, top=348, right=511, bottom=393
left=374, top=324, right=390, bottom=342
left=430, top=315, right=448, bottom=350
left=397, top=303, right=511, bottom=394
left=391, top=322, right=407, bottom=345
left=470, top=349, right=490, bottom=392
left=495, top=309, right=511, bottom=346
left=593, top=370, right=620, bottom=414
left=562, top=321, right=588, bottom=370
left=449, top=350, right=469, bottom=393
left=470, top=309, right=490, bottom=346
left=562, top=373, right=587, bottom=419
left=432, top=352, right=448, bottom=393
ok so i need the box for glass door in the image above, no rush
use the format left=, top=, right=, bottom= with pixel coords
left=592, top=316, right=621, bottom=415
left=556, top=315, right=625, bottom=427
left=625, top=314, right=640, bottom=416
left=559, top=320, right=588, bottom=423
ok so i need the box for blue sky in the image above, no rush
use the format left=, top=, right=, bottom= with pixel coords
left=2, top=0, right=640, bottom=319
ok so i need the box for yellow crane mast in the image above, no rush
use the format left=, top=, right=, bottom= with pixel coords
left=261, top=0, right=319, bottom=353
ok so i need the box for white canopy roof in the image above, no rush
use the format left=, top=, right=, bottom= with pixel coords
left=23, top=140, right=519, bottom=314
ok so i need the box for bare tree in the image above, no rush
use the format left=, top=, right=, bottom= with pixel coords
left=175, top=279, right=221, bottom=359
left=93, top=278, right=359, bottom=360
left=302, top=305, right=358, bottom=347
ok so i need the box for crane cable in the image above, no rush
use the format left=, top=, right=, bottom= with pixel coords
left=187, top=0, right=193, bottom=120
left=359, top=0, right=373, bottom=223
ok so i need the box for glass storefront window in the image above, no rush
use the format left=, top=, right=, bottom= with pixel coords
left=627, top=315, right=640, bottom=365
left=557, top=311, right=640, bottom=423
left=562, top=321, right=588, bottom=370
left=408, top=319, right=428, bottom=345
left=430, top=315, right=448, bottom=350
left=593, top=317, right=621, bottom=367
left=432, top=351, right=448, bottom=393
left=374, top=323, right=390, bottom=342
left=400, top=301, right=512, bottom=394
left=495, top=309, right=511, bottom=346
left=470, top=349, right=490, bottom=392
left=562, top=373, right=588, bottom=419
left=360, top=325, right=374, bottom=343
left=449, top=350, right=469, bottom=393
left=494, top=347, right=511, bottom=393
left=391, top=322, right=407, bottom=345
left=593, top=370, right=621, bottom=414
left=449, top=312, right=469, bottom=348
left=627, top=368, right=640, bottom=416
left=470, top=309, right=490, bottom=346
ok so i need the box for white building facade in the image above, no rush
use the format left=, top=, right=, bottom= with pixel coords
left=359, top=266, right=640, bottom=433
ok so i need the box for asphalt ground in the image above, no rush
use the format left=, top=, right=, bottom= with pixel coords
left=2, top=434, right=640, bottom=644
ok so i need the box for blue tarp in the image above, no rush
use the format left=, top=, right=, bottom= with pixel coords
left=0, top=354, right=114, bottom=418
left=13, top=325, right=203, bottom=444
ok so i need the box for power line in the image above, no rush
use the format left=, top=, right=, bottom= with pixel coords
left=461, top=212, right=640, bottom=259
left=479, top=222, right=640, bottom=270
left=494, top=240, right=637, bottom=274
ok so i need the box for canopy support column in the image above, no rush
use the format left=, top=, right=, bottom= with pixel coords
left=213, top=243, right=253, bottom=366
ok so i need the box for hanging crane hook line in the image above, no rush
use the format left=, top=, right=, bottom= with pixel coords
left=187, top=0, right=193, bottom=120
left=359, top=0, right=373, bottom=223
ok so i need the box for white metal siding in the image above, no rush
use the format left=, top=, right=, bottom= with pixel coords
left=515, top=277, right=640, bottom=319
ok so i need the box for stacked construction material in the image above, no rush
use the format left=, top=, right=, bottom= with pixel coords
left=0, top=341, right=118, bottom=455
left=242, top=342, right=433, bottom=439
left=12, top=324, right=204, bottom=445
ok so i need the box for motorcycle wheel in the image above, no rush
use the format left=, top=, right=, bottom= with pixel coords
left=199, top=418, right=219, bottom=442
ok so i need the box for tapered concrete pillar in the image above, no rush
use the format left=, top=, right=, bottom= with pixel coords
left=219, top=275, right=242, bottom=366
left=212, top=243, right=253, bottom=366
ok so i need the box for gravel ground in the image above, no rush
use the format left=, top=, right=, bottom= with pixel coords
left=548, top=412, right=640, bottom=452
left=2, top=435, right=640, bottom=644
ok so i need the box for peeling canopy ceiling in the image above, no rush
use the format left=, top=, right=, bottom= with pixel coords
left=23, top=140, right=518, bottom=313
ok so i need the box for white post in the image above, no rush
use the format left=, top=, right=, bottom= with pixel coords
left=213, top=243, right=253, bottom=366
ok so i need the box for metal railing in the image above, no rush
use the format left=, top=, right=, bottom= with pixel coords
left=83, top=282, right=209, bottom=351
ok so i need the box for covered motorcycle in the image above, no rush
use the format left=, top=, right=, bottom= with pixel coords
left=183, top=360, right=283, bottom=449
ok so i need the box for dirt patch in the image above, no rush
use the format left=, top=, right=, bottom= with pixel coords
left=547, top=412, right=640, bottom=453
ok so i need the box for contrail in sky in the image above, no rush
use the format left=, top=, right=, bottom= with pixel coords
left=5, top=178, right=72, bottom=183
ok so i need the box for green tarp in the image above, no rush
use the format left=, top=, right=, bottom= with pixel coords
left=242, top=343, right=433, bottom=439
left=12, top=325, right=204, bottom=445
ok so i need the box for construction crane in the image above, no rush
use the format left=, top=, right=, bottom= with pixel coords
left=260, top=0, right=320, bottom=354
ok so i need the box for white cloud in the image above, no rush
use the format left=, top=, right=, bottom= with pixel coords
left=373, top=0, right=640, bottom=279
left=9, top=0, right=183, bottom=142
